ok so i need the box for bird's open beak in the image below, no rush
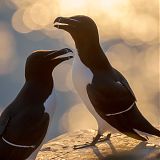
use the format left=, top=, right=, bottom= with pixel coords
left=54, top=17, right=80, bottom=31
left=45, top=48, right=73, bottom=60
left=47, top=48, right=73, bottom=66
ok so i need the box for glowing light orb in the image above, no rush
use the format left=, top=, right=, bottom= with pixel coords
left=12, top=9, right=31, bottom=33
left=58, top=0, right=88, bottom=16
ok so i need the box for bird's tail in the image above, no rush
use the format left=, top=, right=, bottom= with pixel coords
left=136, top=124, right=160, bottom=138
left=122, top=129, right=148, bottom=141
left=129, top=105, right=160, bottom=137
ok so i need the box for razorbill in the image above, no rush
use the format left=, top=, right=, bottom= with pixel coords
left=54, top=15, right=160, bottom=148
left=0, top=48, right=73, bottom=159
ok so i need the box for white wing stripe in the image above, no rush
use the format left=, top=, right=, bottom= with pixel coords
left=106, top=102, right=135, bottom=117
left=2, top=137, right=36, bottom=148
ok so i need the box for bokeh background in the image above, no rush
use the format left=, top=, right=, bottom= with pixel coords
left=0, top=0, right=159, bottom=138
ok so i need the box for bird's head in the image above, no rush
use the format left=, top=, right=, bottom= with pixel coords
left=54, top=15, right=100, bottom=52
left=25, top=48, right=73, bottom=82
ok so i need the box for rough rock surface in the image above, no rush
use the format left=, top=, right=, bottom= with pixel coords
left=36, top=130, right=160, bottom=160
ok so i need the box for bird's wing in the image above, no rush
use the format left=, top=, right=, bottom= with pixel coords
left=0, top=111, right=10, bottom=136
left=87, top=80, right=136, bottom=115
left=113, top=69, right=137, bottom=101
left=87, top=82, right=147, bottom=141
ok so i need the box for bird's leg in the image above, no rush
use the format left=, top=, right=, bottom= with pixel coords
left=90, top=132, right=101, bottom=146
left=73, top=132, right=111, bottom=149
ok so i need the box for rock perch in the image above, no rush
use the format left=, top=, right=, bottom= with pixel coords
left=36, top=129, right=160, bottom=160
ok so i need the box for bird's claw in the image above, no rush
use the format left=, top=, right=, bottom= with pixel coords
left=73, top=133, right=112, bottom=150
left=73, top=143, right=94, bottom=149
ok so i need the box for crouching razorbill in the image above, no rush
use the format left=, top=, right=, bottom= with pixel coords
left=0, top=48, right=73, bottom=159
left=54, top=15, right=160, bottom=148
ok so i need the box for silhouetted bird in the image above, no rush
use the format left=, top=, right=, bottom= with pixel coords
left=54, top=15, right=160, bottom=148
left=0, top=48, right=73, bottom=159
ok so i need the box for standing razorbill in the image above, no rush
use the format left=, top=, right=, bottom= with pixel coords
left=0, top=48, right=73, bottom=159
left=54, top=15, right=160, bottom=148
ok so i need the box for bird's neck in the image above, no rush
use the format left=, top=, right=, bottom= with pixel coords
left=77, top=42, right=112, bottom=73
left=14, top=79, right=53, bottom=105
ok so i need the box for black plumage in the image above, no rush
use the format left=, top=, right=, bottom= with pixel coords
left=54, top=15, right=160, bottom=147
left=0, top=48, right=73, bottom=159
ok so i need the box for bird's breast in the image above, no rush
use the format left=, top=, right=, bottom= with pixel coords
left=72, top=54, right=113, bottom=133
left=72, top=54, right=93, bottom=92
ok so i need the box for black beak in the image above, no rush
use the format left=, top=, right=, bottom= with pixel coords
left=45, top=48, right=73, bottom=67
left=54, top=17, right=80, bottom=31
left=45, top=48, right=73, bottom=59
